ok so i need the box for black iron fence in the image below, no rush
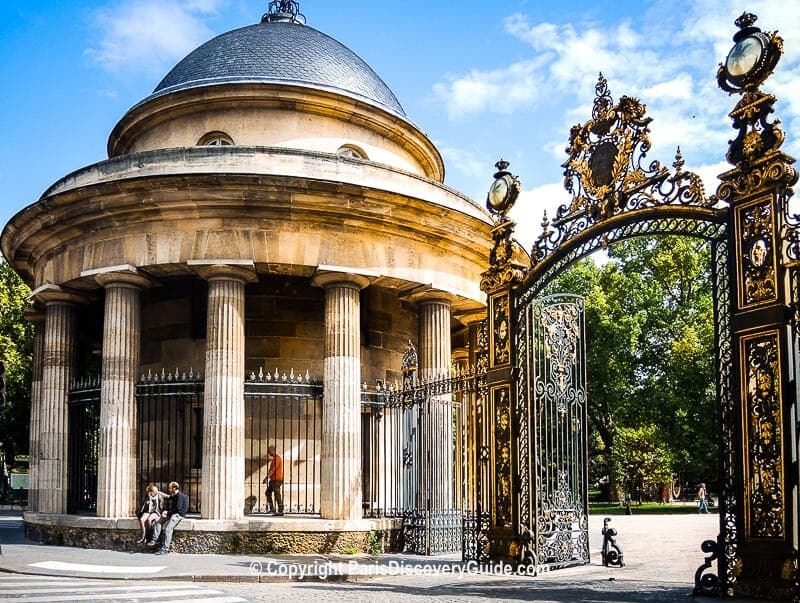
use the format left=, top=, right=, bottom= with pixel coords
left=136, top=369, right=203, bottom=513
left=67, top=376, right=100, bottom=514
left=67, top=368, right=323, bottom=517
left=244, top=369, right=322, bottom=515
left=360, top=364, right=486, bottom=555
left=65, top=358, right=490, bottom=557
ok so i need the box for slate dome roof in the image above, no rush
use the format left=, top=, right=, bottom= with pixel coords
left=149, top=19, right=405, bottom=116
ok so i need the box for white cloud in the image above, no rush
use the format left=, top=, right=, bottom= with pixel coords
left=510, top=182, right=571, bottom=252
left=437, top=145, right=488, bottom=182
left=432, top=0, right=800, bottom=145
left=432, top=0, right=800, bottom=256
left=432, top=57, right=549, bottom=119
left=85, top=1, right=224, bottom=74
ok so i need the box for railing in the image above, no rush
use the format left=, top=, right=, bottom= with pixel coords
left=360, top=366, right=485, bottom=555
left=65, top=360, right=489, bottom=555
left=136, top=369, right=204, bottom=513
left=137, top=367, right=323, bottom=515
left=244, top=368, right=322, bottom=514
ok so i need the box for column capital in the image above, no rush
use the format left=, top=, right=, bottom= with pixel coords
left=311, top=269, right=371, bottom=290
left=188, top=259, right=257, bottom=283
left=81, top=264, right=156, bottom=289
left=403, top=285, right=457, bottom=305
left=29, top=283, right=90, bottom=306
left=23, top=308, right=46, bottom=325
left=453, top=308, right=487, bottom=327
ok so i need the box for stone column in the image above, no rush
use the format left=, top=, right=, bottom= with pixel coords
left=190, top=260, right=256, bottom=520
left=417, top=292, right=455, bottom=511
left=31, top=285, right=81, bottom=514
left=312, top=272, right=370, bottom=520
left=88, top=268, right=152, bottom=518
left=23, top=309, right=45, bottom=513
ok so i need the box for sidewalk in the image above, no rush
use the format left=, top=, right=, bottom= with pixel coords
left=0, top=512, right=765, bottom=601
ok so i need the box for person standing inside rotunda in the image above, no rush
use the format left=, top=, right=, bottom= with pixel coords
left=262, top=445, right=284, bottom=516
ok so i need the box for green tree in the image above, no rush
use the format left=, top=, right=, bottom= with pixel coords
left=0, top=258, right=33, bottom=477
left=611, top=424, right=674, bottom=501
left=544, top=235, right=716, bottom=497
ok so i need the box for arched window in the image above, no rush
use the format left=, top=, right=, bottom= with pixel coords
left=197, top=131, right=234, bottom=146
left=336, top=144, right=367, bottom=160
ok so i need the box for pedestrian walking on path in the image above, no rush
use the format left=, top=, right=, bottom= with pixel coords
left=697, top=483, right=709, bottom=514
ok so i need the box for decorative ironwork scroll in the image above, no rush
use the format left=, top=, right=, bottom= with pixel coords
left=741, top=332, right=785, bottom=540
left=530, top=74, right=715, bottom=279
left=735, top=197, right=777, bottom=308
left=506, top=72, right=733, bottom=593
left=492, top=386, right=513, bottom=529
left=518, top=294, right=589, bottom=572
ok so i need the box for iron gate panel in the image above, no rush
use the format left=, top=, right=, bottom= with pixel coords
left=136, top=374, right=203, bottom=513
left=67, top=378, right=100, bottom=514
left=522, top=294, right=589, bottom=570
left=244, top=380, right=322, bottom=515
left=361, top=341, right=489, bottom=556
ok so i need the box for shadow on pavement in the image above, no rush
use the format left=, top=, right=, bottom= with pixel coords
left=274, top=577, right=697, bottom=602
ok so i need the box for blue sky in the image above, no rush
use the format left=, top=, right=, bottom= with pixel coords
left=1, top=0, right=799, bottom=252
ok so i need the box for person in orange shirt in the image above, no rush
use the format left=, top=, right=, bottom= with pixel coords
left=262, top=444, right=284, bottom=515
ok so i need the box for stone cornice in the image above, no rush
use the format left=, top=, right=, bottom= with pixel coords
left=1, top=151, right=491, bottom=294
left=36, top=146, right=478, bottom=216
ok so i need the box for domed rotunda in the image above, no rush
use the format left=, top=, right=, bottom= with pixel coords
left=2, top=1, right=492, bottom=552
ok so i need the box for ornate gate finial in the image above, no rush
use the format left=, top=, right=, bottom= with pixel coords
left=717, top=12, right=782, bottom=94
left=481, top=160, right=523, bottom=293
left=715, top=13, right=795, bottom=199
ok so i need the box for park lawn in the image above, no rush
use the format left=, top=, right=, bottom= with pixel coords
left=588, top=502, right=718, bottom=515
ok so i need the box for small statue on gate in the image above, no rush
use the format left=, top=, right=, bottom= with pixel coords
left=601, top=517, right=624, bottom=567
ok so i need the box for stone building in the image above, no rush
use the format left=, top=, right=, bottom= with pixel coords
left=1, top=2, right=491, bottom=551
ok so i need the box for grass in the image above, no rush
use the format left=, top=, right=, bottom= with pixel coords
left=589, top=501, right=718, bottom=515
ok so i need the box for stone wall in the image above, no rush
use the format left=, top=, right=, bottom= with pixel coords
left=137, top=276, right=417, bottom=381
left=24, top=521, right=401, bottom=555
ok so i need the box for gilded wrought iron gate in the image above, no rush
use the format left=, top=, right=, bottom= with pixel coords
left=518, top=294, right=589, bottom=570
left=478, top=15, right=799, bottom=596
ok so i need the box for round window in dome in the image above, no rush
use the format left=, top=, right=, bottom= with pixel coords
left=198, top=131, right=234, bottom=146
left=336, top=144, right=367, bottom=160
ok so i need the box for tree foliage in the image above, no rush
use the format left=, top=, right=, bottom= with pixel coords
left=544, top=236, right=716, bottom=497
left=611, top=424, right=674, bottom=499
left=0, top=258, right=33, bottom=469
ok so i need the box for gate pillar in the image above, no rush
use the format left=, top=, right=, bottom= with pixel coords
left=716, top=13, right=798, bottom=599
left=480, top=161, right=524, bottom=561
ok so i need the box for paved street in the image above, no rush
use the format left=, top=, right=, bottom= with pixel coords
left=1, top=511, right=762, bottom=602
left=0, top=574, right=246, bottom=602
